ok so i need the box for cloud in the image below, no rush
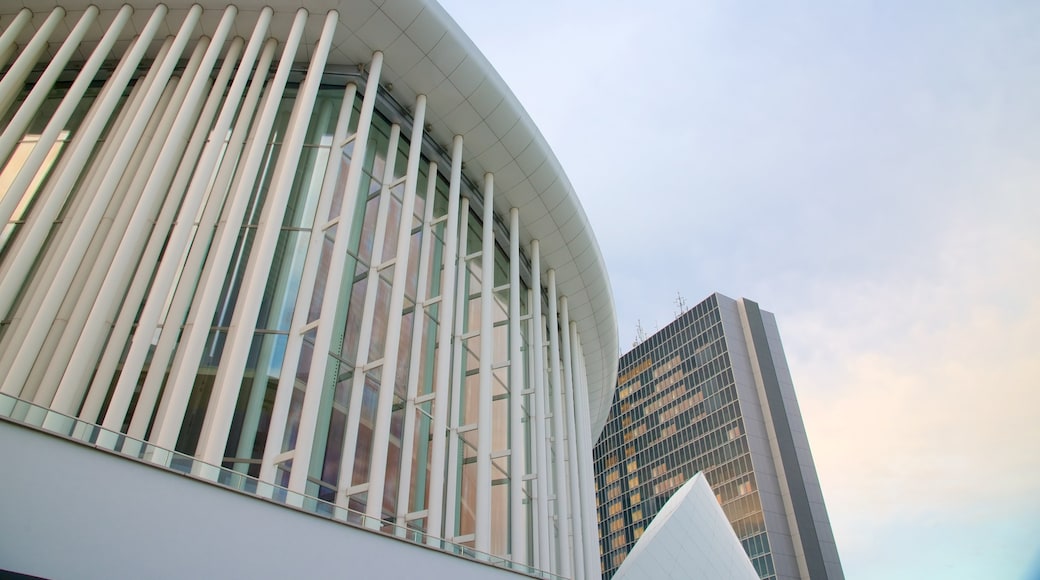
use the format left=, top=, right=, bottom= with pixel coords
left=442, top=2, right=1040, bottom=574
left=785, top=217, right=1040, bottom=569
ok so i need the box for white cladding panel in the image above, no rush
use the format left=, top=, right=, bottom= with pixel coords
left=0, top=420, right=525, bottom=580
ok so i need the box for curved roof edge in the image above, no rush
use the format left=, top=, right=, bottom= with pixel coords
left=0, top=0, right=619, bottom=436
left=409, top=2, right=619, bottom=437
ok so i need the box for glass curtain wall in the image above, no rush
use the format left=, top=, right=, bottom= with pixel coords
left=0, top=35, right=566, bottom=572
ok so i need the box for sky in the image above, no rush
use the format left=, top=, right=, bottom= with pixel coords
left=439, top=1, right=1040, bottom=578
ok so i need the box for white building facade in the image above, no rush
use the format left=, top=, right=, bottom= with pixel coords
left=0, top=2, right=618, bottom=578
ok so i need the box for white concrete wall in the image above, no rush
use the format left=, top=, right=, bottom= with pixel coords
left=0, top=420, right=527, bottom=580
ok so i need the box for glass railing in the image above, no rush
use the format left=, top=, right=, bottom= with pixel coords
left=0, top=392, right=564, bottom=580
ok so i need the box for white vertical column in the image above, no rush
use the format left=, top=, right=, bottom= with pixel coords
left=74, top=10, right=272, bottom=421
left=546, top=269, right=573, bottom=579
left=572, top=331, right=602, bottom=580
left=230, top=99, right=334, bottom=469
left=0, top=30, right=169, bottom=397
left=0, top=6, right=97, bottom=165
left=261, top=52, right=383, bottom=488
left=195, top=9, right=338, bottom=463
left=259, top=91, right=351, bottom=467
left=0, top=5, right=164, bottom=318
left=25, top=44, right=200, bottom=404
left=149, top=8, right=307, bottom=448
left=529, top=241, right=552, bottom=571
left=0, top=9, right=32, bottom=70
left=508, top=208, right=527, bottom=564
left=559, top=296, right=585, bottom=580
left=46, top=7, right=239, bottom=414
left=40, top=39, right=225, bottom=407
left=426, top=135, right=464, bottom=542
left=94, top=38, right=276, bottom=431
left=443, top=196, right=469, bottom=541
left=334, top=123, right=401, bottom=508
left=34, top=34, right=208, bottom=404
left=0, top=5, right=201, bottom=396
left=365, top=94, right=428, bottom=520
left=0, top=8, right=147, bottom=272
left=0, top=5, right=139, bottom=382
left=0, top=7, right=64, bottom=118
left=395, top=159, right=438, bottom=523
left=475, top=174, right=494, bottom=551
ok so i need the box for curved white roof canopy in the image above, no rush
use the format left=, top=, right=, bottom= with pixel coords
left=0, top=0, right=619, bottom=436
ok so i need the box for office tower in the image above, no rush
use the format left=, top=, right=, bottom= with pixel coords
left=594, top=293, right=843, bottom=580
left=0, top=2, right=618, bottom=578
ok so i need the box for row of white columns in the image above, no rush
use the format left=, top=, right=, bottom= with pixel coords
left=0, top=7, right=603, bottom=579
left=0, top=4, right=173, bottom=386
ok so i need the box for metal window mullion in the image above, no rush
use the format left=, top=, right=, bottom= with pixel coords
left=197, top=37, right=288, bottom=464
left=147, top=8, right=305, bottom=447
left=546, top=269, right=573, bottom=579
left=195, top=9, right=338, bottom=464
left=395, top=158, right=438, bottom=525
left=48, top=20, right=238, bottom=413
left=508, top=207, right=527, bottom=564
left=0, top=7, right=64, bottom=119
left=425, top=135, right=464, bottom=542
left=333, top=122, right=402, bottom=505
left=366, top=94, right=427, bottom=520
left=528, top=241, right=551, bottom=571
left=0, top=9, right=32, bottom=70
left=0, top=6, right=98, bottom=168
left=571, top=331, right=601, bottom=579
left=261, top=51, right=383, bottom=487
left=443, top=196, right=470, bottom=540
left=559, top=296, right=585, bottom=580
left=0, top=5, right=167, bottom=322
left=474, top=174, right=494, bottom=551
left=0, top=6, right=201, bottom=398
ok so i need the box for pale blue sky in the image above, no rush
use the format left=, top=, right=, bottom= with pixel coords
left=439, top=1, right=1040, bottom=578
